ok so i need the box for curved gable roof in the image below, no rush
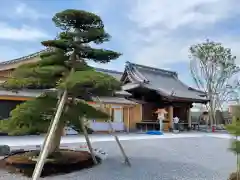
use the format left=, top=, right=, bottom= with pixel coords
left=123, top=61, right=208, bottom=102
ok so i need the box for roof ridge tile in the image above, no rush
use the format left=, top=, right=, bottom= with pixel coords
left=95, top=67, right=123, bottom=74
left=0, top=48, right=53, bottom=65
left=126, top=61, right=178, bottom=77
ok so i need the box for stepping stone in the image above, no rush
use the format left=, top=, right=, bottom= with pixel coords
left=0, top=145, right=10, bottom=156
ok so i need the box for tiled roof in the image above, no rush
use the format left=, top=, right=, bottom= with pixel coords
left=94, top=68, right=131, bottom=96
left=123, top=62, right=208, bottom=102
left=128, top=61, right=178, bottom=77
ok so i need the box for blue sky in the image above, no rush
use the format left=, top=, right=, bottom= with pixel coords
left=0, top=0, right=240, bottom=87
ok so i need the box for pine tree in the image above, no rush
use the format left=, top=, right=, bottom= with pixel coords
left=1, top=9, right=121, bottom=151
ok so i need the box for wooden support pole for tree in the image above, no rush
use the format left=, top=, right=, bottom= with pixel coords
left=107, top=120, right=131, bottom=167
left=93, top=95, right=131, bottom=167
left=80, top=116, right=98, bottom=165
left=32, top=90, right=68, bottom=180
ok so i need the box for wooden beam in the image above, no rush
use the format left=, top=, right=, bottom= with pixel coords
left=0, top=96, right=31, bottom=101
left=0, top=96, right=135, bottom=108
left=88, top=101, right=97, bottom=104
left=127, top=107, right=130, bottom=133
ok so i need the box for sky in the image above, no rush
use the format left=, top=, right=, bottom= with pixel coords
left=0, top=0, right=240, bottom=87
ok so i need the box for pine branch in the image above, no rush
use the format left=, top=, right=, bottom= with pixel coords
left=52, top=9, right=103, bottom=31
left=76, top=47, right=121, bottom=63
left=59, top=70, right=121, bottom=97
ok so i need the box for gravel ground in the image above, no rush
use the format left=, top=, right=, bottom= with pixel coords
left=0, top=136, right=236, bottom=180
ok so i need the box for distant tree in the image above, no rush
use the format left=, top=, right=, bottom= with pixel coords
left=1, top=9, right=121, bottom=154
left=226, top=79, right=240, bottom=105
left=189, top=39, right=240, bottom=126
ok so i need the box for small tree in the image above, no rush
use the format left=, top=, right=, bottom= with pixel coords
left=226, top=105, right=240, bottom=180
left=189, top=39, right=240, bottom=126
left=227, top=79, right=240, bottom=105
left=2, top=9, right=121, bottom=154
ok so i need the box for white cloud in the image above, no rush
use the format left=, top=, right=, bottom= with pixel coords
left=14, top=2, right=48, bottom=20
left=0, top=23, right=49, bottom=41
left=126, top=0, right=240, bottom=67
left=0, top=2, right=48, bottom=20
left=129, top=0, right=238, bottom=30
left=85, top=0, right=112, bottom=15
left=0, top=46, right=20, bottom=62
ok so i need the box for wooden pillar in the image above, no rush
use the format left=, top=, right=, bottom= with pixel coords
left=127, top=107, right=130, bottom=133
left=62, top=127, right=66, bottom=136
left=168, top=106, right=173, bottom=129
left=109, top=106, right=112, bottom=133
left=187, top=107, right=191, bottom=129
left=140, top=104, right=143, bottom=121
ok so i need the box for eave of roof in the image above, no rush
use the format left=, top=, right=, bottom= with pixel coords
left=92, top=97, right=136, bottom=105
left=0, top=89, right=136, bottom=105
left=0, top=88, right=55, bottom=98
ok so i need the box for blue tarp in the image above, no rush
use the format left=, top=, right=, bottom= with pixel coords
left=146, top=131, right=164, bottom=135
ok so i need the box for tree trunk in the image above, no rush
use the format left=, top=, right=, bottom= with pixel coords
left=208, top=99, right=215, bottom=127
left=48, top=120, right=65, bottom=154
left=210, top=106, right=215, bottom=126
left=41, top=92, right=62, bottom=150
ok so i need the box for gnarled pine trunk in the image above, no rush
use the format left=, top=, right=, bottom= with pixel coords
left=48, top=120, right=65, bottom=154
